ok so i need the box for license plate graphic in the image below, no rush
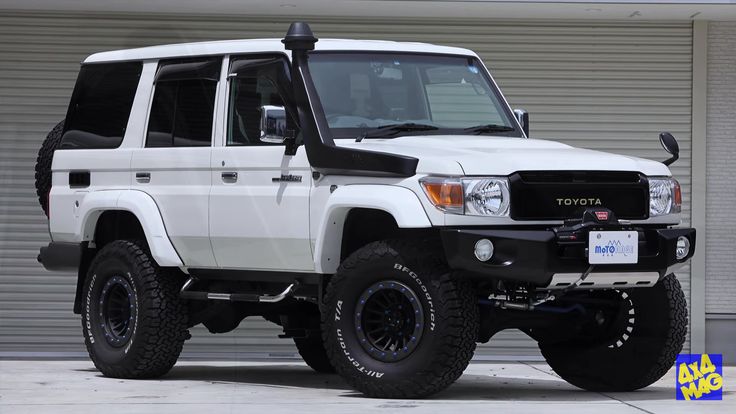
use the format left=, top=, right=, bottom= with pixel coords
left=588, top=231, right=638, bottom=264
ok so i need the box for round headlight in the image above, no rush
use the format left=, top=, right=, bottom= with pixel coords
left=464, top=179, right=510, bottom=216
left=649, top=178, right=673, bottom=216
left=675, top=236, right=690, bottom=260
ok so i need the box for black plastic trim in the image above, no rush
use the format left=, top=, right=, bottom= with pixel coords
left=38, top=242, right=82, bottom=272
left=69, top=171, right=90, bottom=188
left=509, top=171, right=650, bottom=220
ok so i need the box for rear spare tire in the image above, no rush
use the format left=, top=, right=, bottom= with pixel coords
left=34, top=120, right=64, bottom=217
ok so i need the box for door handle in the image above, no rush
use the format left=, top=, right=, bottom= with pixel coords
left=221, top=172, right=238, bottom=183
left=135, top=172, right=151, bottom=183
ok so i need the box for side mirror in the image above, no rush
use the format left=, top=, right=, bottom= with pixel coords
left=259, top=105, right=288, bottom=144
left=513, top=108, right=529, bottom=137
left=659, top=132, right=680, bottom=166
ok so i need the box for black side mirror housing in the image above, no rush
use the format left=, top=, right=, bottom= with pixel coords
left=659, top=132, right=680, bottom=166
left=513, top=109, right=529, bottom=137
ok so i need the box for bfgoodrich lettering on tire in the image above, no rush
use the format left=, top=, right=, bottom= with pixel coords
left=82, top=240, right=188, bottom=378
left=321, top=239, right=478, bottom=398
left=537, top=273, right=687, bottom=391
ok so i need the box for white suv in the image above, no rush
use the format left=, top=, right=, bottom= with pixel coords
left=37, top=22, right=695, bottom=398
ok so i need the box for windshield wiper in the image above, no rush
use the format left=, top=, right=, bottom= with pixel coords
left=356, top=123, right=439, bottom=142
left=463, top=124, right=516, bottom=135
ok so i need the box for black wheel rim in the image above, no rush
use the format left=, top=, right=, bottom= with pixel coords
left=99, top=275, right=136, bottom=347
left=355, top=280, right=424, bottom=362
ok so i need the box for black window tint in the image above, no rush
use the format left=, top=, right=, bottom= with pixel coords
left=60, top=62, right=142, bottom=149
left=228, top=76, right=284, bottom=146
left=227, top=56, right=296, bottom=146
left=146, top=78, right=217, bottom=148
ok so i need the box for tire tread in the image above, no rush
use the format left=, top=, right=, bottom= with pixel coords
left=322, top=239, right=478, bottom=398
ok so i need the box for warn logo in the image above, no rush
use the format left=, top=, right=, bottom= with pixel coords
left=595, top=211, right=609, bottom=221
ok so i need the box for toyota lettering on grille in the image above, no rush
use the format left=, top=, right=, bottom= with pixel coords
left=556, top=198, right=602, bottom=206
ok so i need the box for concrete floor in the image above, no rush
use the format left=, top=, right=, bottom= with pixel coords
left=0, top=360, right=732, bottom=413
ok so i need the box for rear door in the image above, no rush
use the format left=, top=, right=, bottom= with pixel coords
left=209, top=55, right=313, bottom=271
left=130, top=57, right=222, bottom=267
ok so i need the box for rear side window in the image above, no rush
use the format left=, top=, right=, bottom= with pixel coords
left=60, top=62, right=142, bottom=149
left=146, top=58, right=220, bottom=148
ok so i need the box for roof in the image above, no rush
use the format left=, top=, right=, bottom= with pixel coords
left=83, top=38, right=477, bottom=63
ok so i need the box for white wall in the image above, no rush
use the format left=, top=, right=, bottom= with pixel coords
left=705, top=22, right=736, bottom=315
left=705, top=21, right=736, bottom=364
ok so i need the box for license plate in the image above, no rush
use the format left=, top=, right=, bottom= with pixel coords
left=588, top=231, right=638, bottom=264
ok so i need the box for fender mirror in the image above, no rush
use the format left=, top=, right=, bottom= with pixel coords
left=259, top=105, right=288, bottom=144
left=659, top=132, right=680, bottom=166
left=513, top=108, right=529, bottom=137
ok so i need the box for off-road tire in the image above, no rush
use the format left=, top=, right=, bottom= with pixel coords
left=538, top=273, right=687, bottom=391
left=82, top=240, right=188, bottom=378
left=321, top=239, right=478, bottom=398
left=34, top=120, right=64, bottom=217
left=294, top=336, right=335, bottom=373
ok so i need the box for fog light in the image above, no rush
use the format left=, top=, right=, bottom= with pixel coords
left=474, top=239, right=494, bottom=262
left=675, top=236, right=690, bottom=260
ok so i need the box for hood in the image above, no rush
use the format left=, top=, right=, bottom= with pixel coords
left=336, top=135, right=671, bottom=176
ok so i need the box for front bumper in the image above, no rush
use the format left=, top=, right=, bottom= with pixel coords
left=440, top=225, right=695, bottom=287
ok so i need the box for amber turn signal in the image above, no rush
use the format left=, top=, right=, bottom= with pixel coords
left=420, top=179, right=464, bottom=213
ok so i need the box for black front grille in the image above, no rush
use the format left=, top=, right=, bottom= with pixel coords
left=509, top=171, right=649, bottom=220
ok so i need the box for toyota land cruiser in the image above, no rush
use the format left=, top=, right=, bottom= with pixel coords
left=36, top=22, right=695, bottom=398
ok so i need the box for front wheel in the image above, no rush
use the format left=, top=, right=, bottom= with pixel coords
left=82, top=240, right=188, bottom=378
left=537, top=274, right=688, bottom=391
left=321, top=239, right=478, bottom=398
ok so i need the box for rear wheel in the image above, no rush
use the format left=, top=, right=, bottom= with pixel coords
left=82, top=240, right=188, bottom=378
left=322, top=239, right=478, bottom=398
left=537, top=274, right=687, bottom=391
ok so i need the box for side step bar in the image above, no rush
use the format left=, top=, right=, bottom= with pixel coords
left=180, top=277, right=298, bottom=303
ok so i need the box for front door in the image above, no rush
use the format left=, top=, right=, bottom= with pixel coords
left=209, top=55, right=313, bottom=271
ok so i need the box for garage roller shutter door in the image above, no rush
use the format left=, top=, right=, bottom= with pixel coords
left=0, top=12, right=692, bottom=359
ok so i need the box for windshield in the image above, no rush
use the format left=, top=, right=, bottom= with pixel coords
left=309, top=52, right=521, bottom=139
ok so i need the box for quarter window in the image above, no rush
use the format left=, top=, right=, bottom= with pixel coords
left=60, top=62, right=142, bottom=149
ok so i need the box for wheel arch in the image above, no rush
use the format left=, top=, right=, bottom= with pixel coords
left=73, top=190, right=184, bottom=314
left=78, top=190, right=183, bottom=267
left=312, top=185, right=433, bottom=274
